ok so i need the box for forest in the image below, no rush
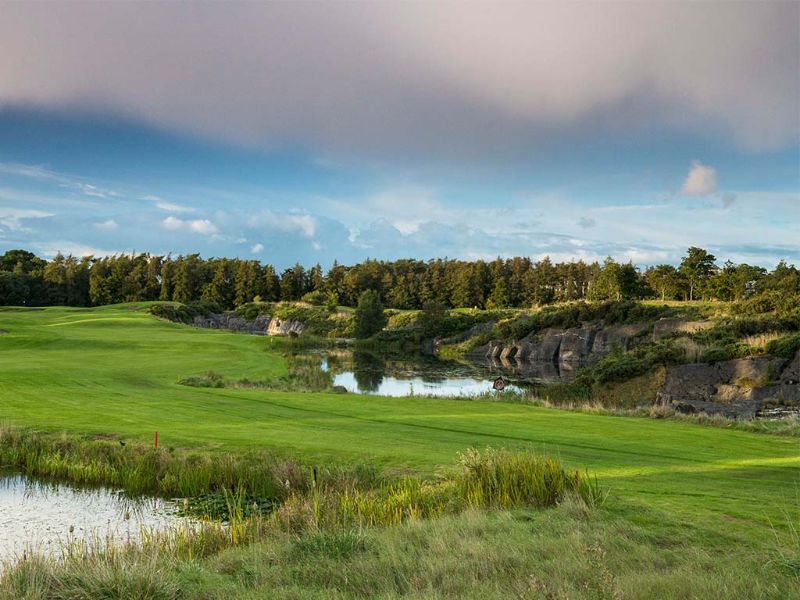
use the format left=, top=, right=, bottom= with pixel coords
left=1, top=246, right=798, bottom=310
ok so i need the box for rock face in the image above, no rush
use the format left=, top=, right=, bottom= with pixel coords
left=652, top=318, right=713, bottom=341
left=469, top=322, right=648, bottom=380
left=191, top=312, right=304, bottom=336
left=267, top=317, right=304, bottom=336
left=592, top=323, right=648, bottom=356
left=656, top=352, right=800, bottom=418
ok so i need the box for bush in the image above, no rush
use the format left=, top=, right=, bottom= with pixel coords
left=301, top=290, right=328, bottom=306
left=147, top=300, right=221, bottom=323
left=590, top=351, right=648, bottom=384
left=733, top=291, right=800, bottom=317
left=178, top=371, right=225, bottom=388
left=701, top=347, right=736, bottom=364
left=639, top=340, right=685, bottom=366
left=235, top=302, right=271, bottom=321
left=766, top=334, right=800, bottom=359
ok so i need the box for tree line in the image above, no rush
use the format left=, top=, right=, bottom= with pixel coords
left=0, top=247, right=798, bottom=310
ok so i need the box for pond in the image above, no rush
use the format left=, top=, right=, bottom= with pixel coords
left=288, top=349, right=548, bottom=397
left=0, top=473, right=185, bottom=564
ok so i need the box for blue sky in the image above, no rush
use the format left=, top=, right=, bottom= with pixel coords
left=0, top=2, right=798, bottom=269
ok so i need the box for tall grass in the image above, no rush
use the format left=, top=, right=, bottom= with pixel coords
left=458, top=447, right=603, bottom=509
left=271, top=448, right=603, bottom=533
left=0, top=442, right=604, bottom=598
left=0, top=425, right=305, bottom=500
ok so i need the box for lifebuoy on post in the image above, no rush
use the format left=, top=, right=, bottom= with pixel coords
left=492, top=377, right=506, bottom=391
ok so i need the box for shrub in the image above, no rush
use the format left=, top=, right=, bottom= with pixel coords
left=766, top=334, right=800, bottom=359
left=301, top=290, right=328, bottom=306
left=702, top=347, right=736, bottom=364
left=733, top=290, right=800, bottom=317
left=590, top=350, right=648, bottom=384
left=147, top=300, right=221, bottom=323
left=178, top=371, right=225, bottom=388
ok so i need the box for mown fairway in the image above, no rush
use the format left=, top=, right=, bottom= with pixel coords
left=0, top=304, right=798, bottom=549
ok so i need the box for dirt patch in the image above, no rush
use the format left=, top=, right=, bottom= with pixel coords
left=0, top=329, right=8, bottom=335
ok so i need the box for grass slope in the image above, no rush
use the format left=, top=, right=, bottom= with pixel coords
left=0, top=305, right=798, bottom=562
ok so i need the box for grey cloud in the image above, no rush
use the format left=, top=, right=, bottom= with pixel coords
left=0, top=2, right=796, bottom=158
left=578, top=217, right=596, bottom=228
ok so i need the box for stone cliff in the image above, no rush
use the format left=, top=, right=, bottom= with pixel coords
left=657, top=351, right=800, bottom=418
left=470, top=321, right=650, bottom=374
left=191, top=312, right=305, bottom=336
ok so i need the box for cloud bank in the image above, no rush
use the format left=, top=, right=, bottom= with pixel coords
left=0, top=2, right=797, bottom=160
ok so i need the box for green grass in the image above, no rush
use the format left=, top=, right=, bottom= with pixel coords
left=0, top=304, right=798, bottom=597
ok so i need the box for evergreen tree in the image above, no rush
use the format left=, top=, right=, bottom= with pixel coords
left=159, top=258, right=174, bottom=301
left=353, top=289, right=387, bottom=338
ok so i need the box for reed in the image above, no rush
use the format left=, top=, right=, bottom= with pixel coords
left=271, top=448, right=603, bottom=533
left=0, top=425, right=304, bottom=501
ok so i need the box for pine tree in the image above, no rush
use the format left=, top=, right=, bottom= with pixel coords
left=354, top=289, right=387, bottom=338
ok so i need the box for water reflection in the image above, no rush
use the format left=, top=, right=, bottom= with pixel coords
left=351, top=350, right=385, bottom=392
left=0, top=473, right=184, bottom=563
left=292, top=349, right=534, bottom=397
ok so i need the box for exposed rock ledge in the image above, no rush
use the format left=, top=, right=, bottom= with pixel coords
left=191, top=312, right=304, bottom=336
left=656, top=351, right=800, bottom=419
left=469, top=322, right=650, bottom=371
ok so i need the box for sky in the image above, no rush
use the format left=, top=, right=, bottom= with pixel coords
left=0, top=1, right=798, bottom=269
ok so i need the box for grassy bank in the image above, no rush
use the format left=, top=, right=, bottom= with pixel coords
left=2, top=499, right=797, bottom=599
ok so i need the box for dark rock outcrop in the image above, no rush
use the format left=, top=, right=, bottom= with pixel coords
left=591, top=323, right=649, bottom=358
left=656, top=352, right=800, bottom=418
left=652, top=318, right=713, bottom=341
left=191, top=312, right=304, bottom=336
left=469, top=322, right=647, bottom=373
left=558, top=327, right=597, bottom=363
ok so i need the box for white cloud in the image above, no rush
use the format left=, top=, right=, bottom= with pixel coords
left=68, top=182, right=118, bottom=198
left=141, top=195, right=195, bottom=213
left=0, top=162, right=60, bottom=180
left=0, top=207, right=54, bottom=230
left=31, top=241, right=118, bottom=258
left=157, top=202, right=193, bottom=213
left=248, top=211, right=316, bottom=237
left=94, top=219, right=119, bottom=231
left=681, top=161, right=718, bottom=196
left=162, top=216, right=218, bottom=235
left=250, top=243, right=264, bottom=253
left=0, top=162, right=119, bottom=199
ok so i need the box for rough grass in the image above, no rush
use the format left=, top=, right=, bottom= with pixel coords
left=1, top=448, right=609, bottom=598
left=0, top=426, right=305, bottom=499
left=3, top=502, right=798, bottom=600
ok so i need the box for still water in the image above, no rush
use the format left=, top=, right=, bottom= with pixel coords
left=0, top=473, right=184, bottom=563
left=304, top=350, right=536, bottom=397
